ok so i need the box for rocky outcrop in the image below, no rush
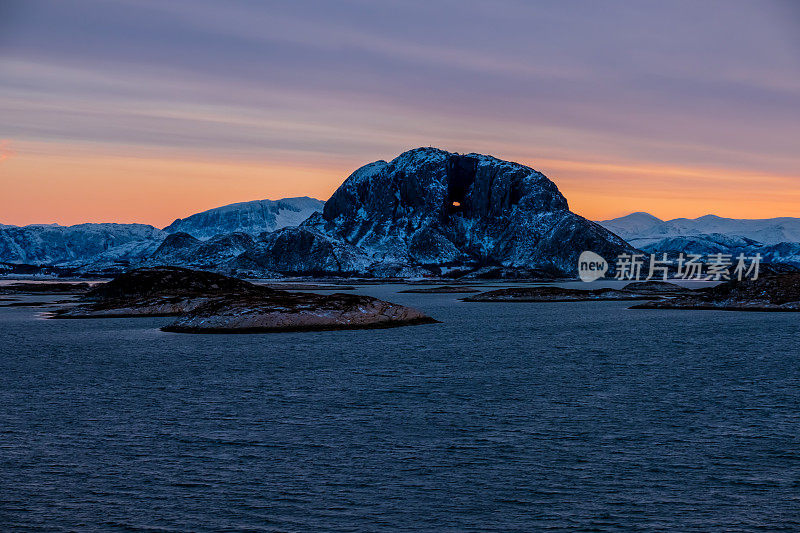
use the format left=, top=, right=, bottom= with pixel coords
left=54, top=267, right=265, bottom=317
left=85, top=266, right=258, bottom=300
left=162, top=292, right=436, bottom=333
left=618, top=281, right=693, bottom=295
left=148, top=232, right=258, bottom=271
left=52, top=266, right=437, bottom=330
left=463, top=286, right=649, bottom=302
left=238, top=225, right=370, bottom=276
left=632, top=273, right=800, bottom=311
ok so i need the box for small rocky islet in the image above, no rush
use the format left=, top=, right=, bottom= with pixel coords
left=0, top=281, right=94, bottom=308
left=0, top=282, right=92, bottom=295
left=51, top=267, right=437, bottom=332
left=463, top=275, right=800, bottom=311
left=399, top=285, right=481, bottom=294
left=631, top=273, right=800, bottom=311
left=53, top=268, right=261, bottom=318
left=163, top=292, right=434, bottom=333
left=462, top=280, right=692, bottom=302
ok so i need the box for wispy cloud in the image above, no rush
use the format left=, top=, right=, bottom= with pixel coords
left=0, top=139, right=15, bottom=163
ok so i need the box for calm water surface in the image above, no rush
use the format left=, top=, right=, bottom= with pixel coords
left=1, top=284, right=799, bottom=531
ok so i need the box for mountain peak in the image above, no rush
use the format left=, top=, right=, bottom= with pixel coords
left=630, top=211, right=662, bottom=219
left=608, top=212, right=663, bottom=223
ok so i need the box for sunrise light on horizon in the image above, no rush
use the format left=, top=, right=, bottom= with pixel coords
left=1, top=0, right=799, bottom=226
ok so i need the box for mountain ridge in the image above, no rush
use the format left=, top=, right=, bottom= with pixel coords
left=0, top=197, right=324, bottom=267
left=598, top=212, right=800, bottom=267
left=599, top=212, right=800, bottom=244
left=7, top=154, right=800, bottom=277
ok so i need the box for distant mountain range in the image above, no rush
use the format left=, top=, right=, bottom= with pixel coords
left=0, top=197, right=323, bottom=267
left=598, top=212, right=800, bottom=265
left=4, top=157, right=800, bottom=278
left=599, top=212, right=800, bottom=244
left=0, top=223, right=166, bottom=267
left=1, top=149, right=632, bottom=277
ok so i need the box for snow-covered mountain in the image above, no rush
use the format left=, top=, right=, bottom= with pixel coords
left=598, top=212, right=800, bottom=266
left=163, top=197, right=324, bottom=240
left=0, top=197, right=324, bottom=268
left=22, top=157, right=800, bottom=277
left=0, top=223, right=165, bottom=265
left=599, top=212, right=664, bottom=240
left=757, top=242, right=800, bottom=265
left=599, top=213, right=800, bottom=244
left=234, top=148, right=633, bottom=277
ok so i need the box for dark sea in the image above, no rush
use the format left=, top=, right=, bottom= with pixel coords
left=1, top=284, right=799, bottom=532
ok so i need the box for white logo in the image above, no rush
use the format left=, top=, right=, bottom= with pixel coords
left=578, top=251, right=608, bottom=282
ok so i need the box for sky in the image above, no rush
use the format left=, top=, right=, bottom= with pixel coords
left=1, top=0, right=799, bottom=227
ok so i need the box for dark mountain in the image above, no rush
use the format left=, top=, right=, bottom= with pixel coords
left=236, top=225, right=370, bottom=276
left=244, top=147, right=633, bottom=276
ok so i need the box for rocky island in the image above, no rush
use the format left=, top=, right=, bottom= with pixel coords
left=399, top=285, right=481, bottom=294
left=462, top=281, right=692, bottom=302
left=52, top=267, right=437, bottom=331
left=162, top=292, right=434, bottom=333
left=250, top=147, right=633, bottom=278
left=631, top=273, right=800, bottom=311
left=0, top=282, right=91, bottom=295
left=53, top=267, right=263, bottom=318
left=0, top=282, right=93, bottom=308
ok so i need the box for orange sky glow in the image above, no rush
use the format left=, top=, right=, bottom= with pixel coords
left=2, top=2, right=798, bottom=228
left=2, top=139, right=799, bottom=228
